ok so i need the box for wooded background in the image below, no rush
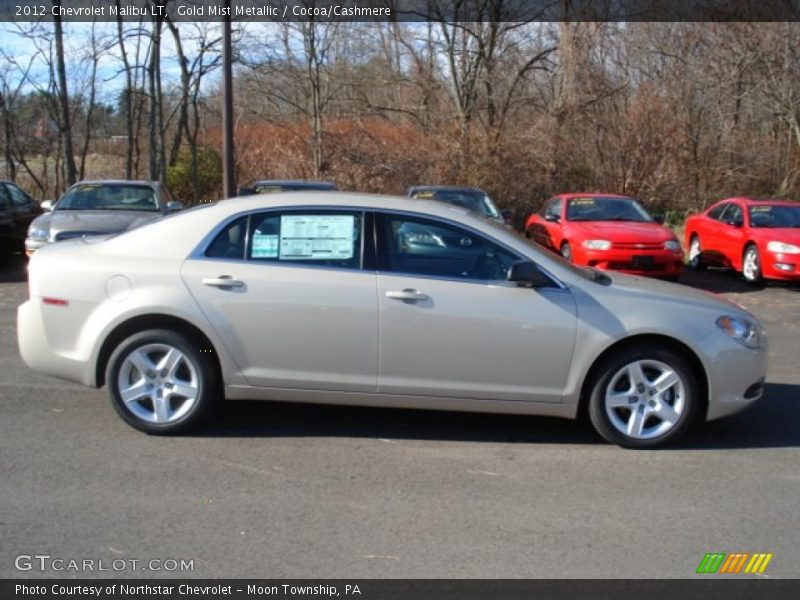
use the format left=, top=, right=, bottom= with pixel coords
left=1, top=16, right=798, bottom=225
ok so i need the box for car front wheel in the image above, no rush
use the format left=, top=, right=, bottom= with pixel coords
left=106, top=329, right=218, bottom=434
left=560, top=242, right=572, bottom=262
left=587, top=345, right=699, bottom=448
left=688, top=235, right=705, bottom=271
left=742, top=245, right=763, bottom=286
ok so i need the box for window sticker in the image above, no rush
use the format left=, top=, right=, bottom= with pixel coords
left=750, top=206, right=771, bottom=213
left=412, top=191, right=435, bottom=199
left=572, top=198, right=596, bottom=205
left=252, top=233, right=279, bottom=258
left=279, top=215, right=355, bottom=260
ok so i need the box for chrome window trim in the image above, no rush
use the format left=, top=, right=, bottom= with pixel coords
left=188, top=204, right=567, bottom=290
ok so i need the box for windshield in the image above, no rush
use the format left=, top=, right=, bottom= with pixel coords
left=57, top=184, right=160, bottom=212
left=412, top=189, right=501, bottom=219
left=566, top=197, right=653, bottom=222
left=749, top=204, right=800, bottom=228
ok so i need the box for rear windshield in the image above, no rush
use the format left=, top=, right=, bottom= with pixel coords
left=57, top=184, right=159, bottom=212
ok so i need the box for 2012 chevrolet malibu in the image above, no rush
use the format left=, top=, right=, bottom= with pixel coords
left=17, top=193, right=767, bottom=448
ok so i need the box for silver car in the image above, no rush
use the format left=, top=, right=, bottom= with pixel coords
left=25, top=180, right=183, bottom=255
left=17, top=193, right=767, bottom=448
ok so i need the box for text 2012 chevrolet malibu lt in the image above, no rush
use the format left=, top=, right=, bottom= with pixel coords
left=17, top=193, right=767, bottom=448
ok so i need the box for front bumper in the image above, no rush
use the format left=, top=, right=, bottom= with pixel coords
left=576, top=248, right=684, bottom=277
left=704, top=337, right=768, bottom=421
left=762, top=252, right=800, bottom=281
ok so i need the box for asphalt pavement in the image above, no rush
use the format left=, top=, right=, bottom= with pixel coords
left=1, top=257, right=798, bottom=578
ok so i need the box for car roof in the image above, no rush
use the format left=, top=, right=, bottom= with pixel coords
left=69, top=180, right=160, bottom=187
left=253, top=179, right=337, bottom=187
left=407, top=185, right=487, bottom=195
left=715, top=196, right=798, bottom=207
left=558, top=193, right=633, bottom=200
left=217, top=191, right=473, bottom=218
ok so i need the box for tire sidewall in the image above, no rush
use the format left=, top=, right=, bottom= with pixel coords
left=587, top=345, right=700, bottom=448
left=743, top=246, right=762, bottom=284
left=688, top=235, right=705, bottom=270
left=106, top=329, right=217, bottom=434
left=561, top=242, right=572, bottom=261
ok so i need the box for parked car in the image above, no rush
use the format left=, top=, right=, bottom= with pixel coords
left=685, top=197, right=800, bottom=284
left=25, top=180, right=183, bottom=255
left=18, top=192, right=766, bottom=448
left=406, top=185, right=510, bottom=226
left=525, top=194, right=684, bottom=280
left=0, top=181, right=43, bottom=259
left=238, top=180, right=338, bottom=196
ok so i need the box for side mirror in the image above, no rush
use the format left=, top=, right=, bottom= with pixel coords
left=544, top=213, right=560, bottom=223
left=41, top=200, right=54, bottom=212
left=725, top=219, right=743, bottom=228
left=653, top=214, right=665, bottom=224
left=507, top=260, right=551, bottom=288
left=500, top=209, right=514, bottom=223
left=166, top=201, right=184, bottom=212
left=237, top=186, right=255, bottom=197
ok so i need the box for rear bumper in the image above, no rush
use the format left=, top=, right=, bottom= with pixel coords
left=17, top=299, right=94, bottom=387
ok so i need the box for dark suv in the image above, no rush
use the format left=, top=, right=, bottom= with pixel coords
left=0, top=181, right=43, bottom=259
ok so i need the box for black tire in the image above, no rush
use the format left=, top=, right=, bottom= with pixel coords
left=742, top=244, right=763, bottom=286
left=106, top=329, right=219, bottom=434
left=688, top=235, right=706, bottom=271
left=587, top=344, right=700, bottom=449
left=560, top=242, right=572, bottom=262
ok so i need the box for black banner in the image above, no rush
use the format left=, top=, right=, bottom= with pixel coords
left=1, top=0, right=800, bottom=23
left=4, top=580, right=800, bottom=600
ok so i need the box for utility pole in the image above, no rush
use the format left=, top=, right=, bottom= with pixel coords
left=222, top=2, right=236, bottom=198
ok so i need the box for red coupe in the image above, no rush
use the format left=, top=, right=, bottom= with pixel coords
left=684, top=197, right=800, bottom=284
left=525, top=194, right=684, bottom=279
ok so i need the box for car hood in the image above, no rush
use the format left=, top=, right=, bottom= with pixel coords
left=568, top=221, right=675, bottom=242
left=601, top=270, right=754, bottom=318
left=33, top=210, right=160, bottom=238
left=751, top=227, right=800, bottom=245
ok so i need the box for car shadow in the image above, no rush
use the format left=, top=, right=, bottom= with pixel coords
left=680, top=382, right=800, bottom=449
left=679, top=266, right=800, bottom=293
left=194, top=382, right=800, bottom=449
left=196, top=400, right=602, bottom=445
left=0, top=254, right=28, bottom=283
left=678, top=267, right=761, bottom=294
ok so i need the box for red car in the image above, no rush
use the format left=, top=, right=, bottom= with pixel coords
left=685, top=197, right=800, bottom=284
left=525, top=194, right=684, bottom=279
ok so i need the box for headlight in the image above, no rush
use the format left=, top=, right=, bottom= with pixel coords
left=664, top=240, right=681, bottom=251
left=582, top=239, right=611, bottom=250
left=716, top=315, right=763, bottom=349
left=766, top=241, right=800, bottom=254
left=27, top=226, right=49, bottom=241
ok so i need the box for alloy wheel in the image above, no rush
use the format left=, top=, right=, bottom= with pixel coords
left=604, top=359, right=686, bottom=440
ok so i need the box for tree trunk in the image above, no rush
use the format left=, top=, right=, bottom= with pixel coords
left=53, top=1, right=77, bottom=186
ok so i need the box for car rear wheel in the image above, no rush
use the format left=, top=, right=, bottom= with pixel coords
left=560, top=242, right=572, bottom=262
left=106, top=329, right=218, bottom=434
left=587, top=345, right=699, bottom=448
left=688, top=235, right=705, bottom=271
left=742, top=245, right=763, bottom=286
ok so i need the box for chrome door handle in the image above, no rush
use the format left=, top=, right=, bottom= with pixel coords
left=386, top=289, right=428, bottom=302
left=202, top=276, right=244, bottom=288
